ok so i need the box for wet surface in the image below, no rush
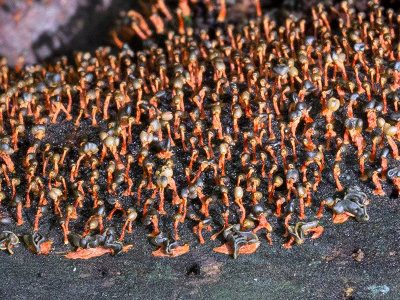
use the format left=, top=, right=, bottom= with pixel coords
left=1, top=174, right=400, bottom=300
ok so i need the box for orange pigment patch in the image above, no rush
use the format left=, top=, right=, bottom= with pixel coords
left=308, top=227, right=324, bottom=239
left=40, top=241, right=53, bottom=254
left=213, top=242, right=260, bottom=255
left=65, top=245, right=132, bottom=259
left=152, top=244, right=189, bottom=257
left=28, top=241, right=53, bottom=255
left=332, top=212, right=353, bottom=224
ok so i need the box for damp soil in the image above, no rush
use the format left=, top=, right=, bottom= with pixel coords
left=0, top=197, right=400, bottom=300
left=0, top=86, right=399, bottom=300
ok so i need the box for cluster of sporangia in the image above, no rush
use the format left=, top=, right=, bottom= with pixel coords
left=0, top=0, right=399, bottom=259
